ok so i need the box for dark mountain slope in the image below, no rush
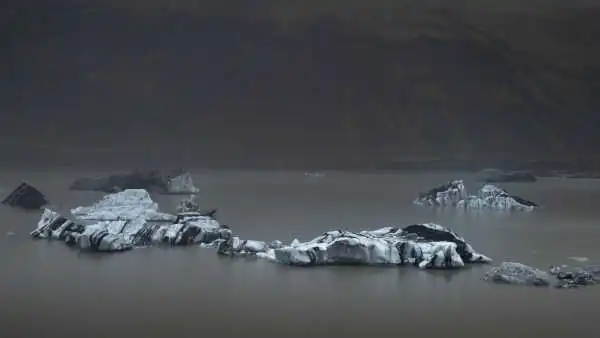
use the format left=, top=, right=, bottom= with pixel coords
left=1, top=2, right=599, bottom=168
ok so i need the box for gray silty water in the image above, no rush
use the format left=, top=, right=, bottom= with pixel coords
left=1, top=170, right=599, bottom=337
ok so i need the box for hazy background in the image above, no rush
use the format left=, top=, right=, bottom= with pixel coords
left=2, top=0, right=600, bottom=169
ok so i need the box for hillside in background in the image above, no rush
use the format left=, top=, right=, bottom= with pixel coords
left=2, top=1, right=600, bottom=169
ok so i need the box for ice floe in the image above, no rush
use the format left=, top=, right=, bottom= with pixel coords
left=255, top=223, right=491, bottom=269
left=414, top=180, right=538, bottom=211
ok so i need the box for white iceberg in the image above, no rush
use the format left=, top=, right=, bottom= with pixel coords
left=256, top=223, right=491, bottom=269
left=32, top=190, right=230, bottom=253
left=415, top=181, right=538, bottom=211
left=413, top=180, right=468, bottom=207
left=70, top=189, right=175, bottom=221
left=457, top=184, right=537, bottom=211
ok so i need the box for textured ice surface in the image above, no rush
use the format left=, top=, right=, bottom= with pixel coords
left=484, top=262, right=551, bottom=286
left=413, top=180, right=467, bottom=207
left=176, top=195, right=200, bottom=213
left=70, top=189, right=175, bottom=221
left=549, top=264, right=600, bottom=288
left=415, top=181, right=538, bottom=211
left=486, top=262, right=600, bottom=288
left=167, top=172, right=199, bottom=194
left=457, top=184, right=538, bottom=211
left=32, top=191, right=229, bottom=252
left=258, top=223, right=491, bottom=269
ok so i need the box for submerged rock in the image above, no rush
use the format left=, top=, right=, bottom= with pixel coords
left=413, top=180, right=468, bottom=207
left=258, top=223, right=491, bottom=269
left=69, top=169, right=199, bottom=195
left=1, top=182, right=48, bottom=210
left=476, top=169, right=537, bottom=183
left=457, top=184, right=538, bottom=211
left=484, top=262, right=551, bottom=286
left=415, top=181, right=538, bottom=211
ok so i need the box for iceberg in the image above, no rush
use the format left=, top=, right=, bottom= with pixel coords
left=32, top=208, right=231, bottom=252
left=483, top=262, right=551, bottom=286
left=485, top=262, right=599, bottom=288
left=31, top=190, right=230, bottom=252
left=413, top=180, right=468, bottom=207
left=176, top=194, right=200, bottom=213
left=256, top=223, right=491, bottom=269
left=415, top=180, right=538, bottom=211
left=70, top=189, right=175, bottom=221
left=457, top=184, right=538, bottom=211
left=549, top=264, right=600, bottom=289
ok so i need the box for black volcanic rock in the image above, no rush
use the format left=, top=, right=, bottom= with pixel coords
left=1, top=182, right=48, bottom=210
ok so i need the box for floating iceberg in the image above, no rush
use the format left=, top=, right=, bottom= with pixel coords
left=256, top=223, right=491, bottom=269
left=70, top=189, right=175, bottom=221
left=549, top=264, right=600, bottom=289
left=414, top=180, right=538, bottom=211
left=457, top=184, right=538, bottom=211
left=413, top=180, right=468, bottom=207
left=483, top=262, right=551, bottom=286
left=485, top=262, right=599, bottom=288
left=69, top=169, right=199, bottom=194
left=31, top=190, right=230, bottom=253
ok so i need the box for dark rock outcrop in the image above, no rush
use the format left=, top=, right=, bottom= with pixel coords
left=1, top=182, right=49, bottom=210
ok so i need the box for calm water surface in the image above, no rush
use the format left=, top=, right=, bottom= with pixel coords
left=1, top=170, right=599, bottom=337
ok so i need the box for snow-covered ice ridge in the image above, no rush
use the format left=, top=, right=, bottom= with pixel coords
left=30, top=189, right=491, bottom=269
left=414, top=180, right=538, bottom=211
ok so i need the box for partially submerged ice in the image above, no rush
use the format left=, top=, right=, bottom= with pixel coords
left=1, top=182, right=49, bottom=210
left=69, top=169, right=199, bottom=195
left=549, top=264, right=600, bottom=289
left=484, top=262, right=551, bottom=286
left=414, top=180, right=538, bottom=211
left=256, top=223, right=491, bottom=269
left=484, top=262, right=600, bottom=288
left=457, top=184, right=538, bottom=211
left=413, top=180, right=468, bottom=207
left=31, top=189, right=230, bottom=252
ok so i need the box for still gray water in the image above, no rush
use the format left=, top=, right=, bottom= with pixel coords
left=1, top=170, right=599, bottom=337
